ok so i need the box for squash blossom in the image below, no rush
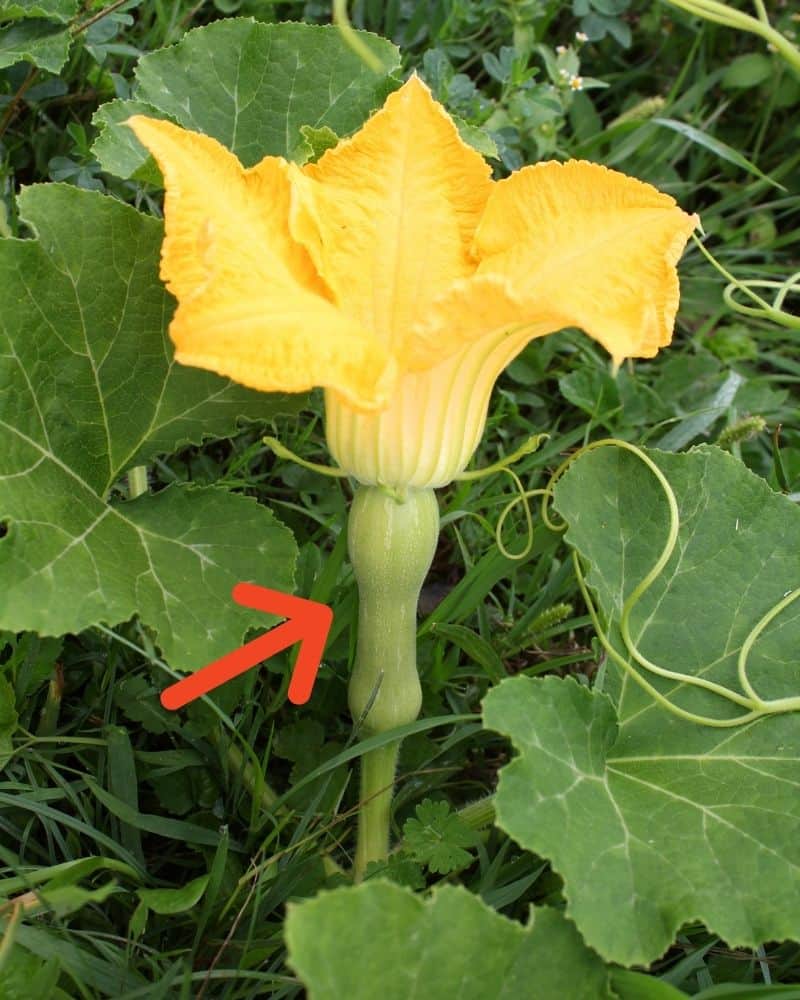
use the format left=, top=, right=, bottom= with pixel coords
left=126, top=75, right=697, bottom=493
left=126, top=75, right=697, bottom=877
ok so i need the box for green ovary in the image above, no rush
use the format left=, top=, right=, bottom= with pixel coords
left=347, top=485, right=439, bottom=877
left=348, top=485, right=439, bottom=732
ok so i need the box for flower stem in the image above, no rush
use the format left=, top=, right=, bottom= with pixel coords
left=347, top=486, right=439, bottom=879
left=354, top=741, right=400, bottom=877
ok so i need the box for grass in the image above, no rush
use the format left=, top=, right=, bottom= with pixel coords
left=1, top=0, right=799, bottom=995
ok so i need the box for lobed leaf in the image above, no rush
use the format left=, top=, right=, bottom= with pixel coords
left=0, top=18, right=71, bottom=71
left=0, top=184, right=299, bottom=667
left=0, top=0, right=77, bottom=21
left=484, top=446, right=800, bottom=965
left=402, top=798, right=478, bottom=874
left=285, top=881, right=613, bottom=999
left=92, top=19, right=401, bottom=179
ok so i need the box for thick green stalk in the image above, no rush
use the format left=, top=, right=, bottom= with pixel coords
left=347, top=486, right=439, bottom=879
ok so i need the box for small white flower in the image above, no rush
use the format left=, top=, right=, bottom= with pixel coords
left=569, top=75, right=584, bottom=91
left=575, top=31, right=589, bottom=42
left=556, top=44, right=567, bottom=54
left=559, top=67, right=570, bottom=78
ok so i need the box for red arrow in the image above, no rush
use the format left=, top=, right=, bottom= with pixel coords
left=160, top=583, right=333, bottom=711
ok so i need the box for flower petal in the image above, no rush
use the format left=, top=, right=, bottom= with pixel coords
left=404, top=273, right=563, bottom=371
left=124, top=116, right=396, bottom=409
left=289, top=75, right=493, bottom=352
left=473, top=160, right=698, bottom=364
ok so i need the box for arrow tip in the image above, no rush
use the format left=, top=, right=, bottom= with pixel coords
left=231, top=580, right=254, bottom=604
left=160, top=684, right=185, bottom=711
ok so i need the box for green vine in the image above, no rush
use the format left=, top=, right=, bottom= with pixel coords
left=542, top=439, right=800, bottom=728
left=332, top=0, right=384, bottom=72
left=692, top=236, right=800, bottom=331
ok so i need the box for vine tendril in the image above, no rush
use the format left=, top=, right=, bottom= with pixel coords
left=691, top=236, right=800, bottom=331
left=332, top=0, right=384, bottom=72
left=456, top=433, right=549, bottom=482
left=454, top=433, right=549, bottom=560
left=265, top=421, right=800, bottom=728
left=542, top=438, right=800, bottom=727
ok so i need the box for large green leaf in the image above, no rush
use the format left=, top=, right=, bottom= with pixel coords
left=285, top=881, right=613, bottom=999
left=0, top=18, right=71, bottom=71
left=555, top=445, right=799, bottom=720
left=0, top=184, right=298, bottom=667
left=89, top=99, right=165, bottom=186
left=0, top=0, right=76, bottom=21
left=92, top=19, right=401, bottom=179
left=483, top=446, right=800, bottom=965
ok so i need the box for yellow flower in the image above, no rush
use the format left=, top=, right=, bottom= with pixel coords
left=126, top=76, right=697, bottom=490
